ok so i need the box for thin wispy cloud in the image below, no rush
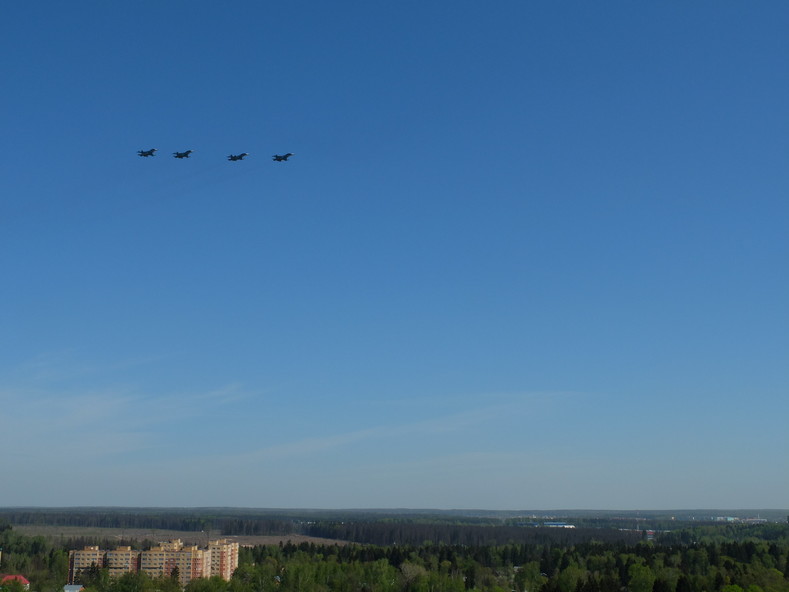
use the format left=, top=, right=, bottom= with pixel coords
left=0, top=384, right=151, bottom=460
left=186, top=397, right=549, bottom=467
left=191, top=382, right=249, bottom=404
left=370, top=389, right=584, bottom=411
left=13, top=350, right=171, bottom=384
left=0, top=370, right=256, bottom=465
left=3, top=351, right=250, bottom=412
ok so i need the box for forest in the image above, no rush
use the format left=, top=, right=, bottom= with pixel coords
left=1, top=516, right=788, bottom=592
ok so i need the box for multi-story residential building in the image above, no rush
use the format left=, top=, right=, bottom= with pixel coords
left=106, top=547, right=139, bottom=578
left=176, top=546, right=210, bottom=587
left=69, top=539, right=238, bottom=587
left=139, top=539, right=208, bottom=585
left=208, top=539, right=239, bottom=581
left=68, top=546, right=104, bottom=584
left=138, top=544, right=168, bottom=578
left=146, top=542, right=209, bottom=587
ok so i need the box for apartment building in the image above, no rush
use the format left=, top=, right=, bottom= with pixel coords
left=68, top=539, right=238, bottom=587
left=68, top=546, right=104, bottom=584
left=140, top=541, right=210, bottom=587
left=208, top=539, right=239, bottom=581
left=106, top=547, right=139, bottom=578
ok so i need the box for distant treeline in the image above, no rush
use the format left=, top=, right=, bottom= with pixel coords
left=3, top=509, right=787, bottom=549
left=3, top=510, right=643, bottom=546
left=0, top=510, right=295, bottom=536
left=657, top=523, right=789, bottom=545
left=302, top=521, right=643, bottom=546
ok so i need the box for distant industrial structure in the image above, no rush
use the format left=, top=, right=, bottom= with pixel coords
left=68, top=539, right=238, bottom=587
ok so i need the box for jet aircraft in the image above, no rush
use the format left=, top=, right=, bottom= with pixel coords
left=173, top=150, right=194, bottom=159
left=227, top=153, right=249, bottom=161
left=272, top=153, right=294, bottom=162
left=137, top=148, right=157, bottom=157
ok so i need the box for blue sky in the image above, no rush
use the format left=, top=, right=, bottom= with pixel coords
left=1, top=1, right=787, bottom=510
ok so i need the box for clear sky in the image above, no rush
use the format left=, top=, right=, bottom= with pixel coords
left=1, top=1, right=787, bottom=510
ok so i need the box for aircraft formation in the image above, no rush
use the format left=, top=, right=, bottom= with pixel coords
left=137, top=148, right=294, bottom=162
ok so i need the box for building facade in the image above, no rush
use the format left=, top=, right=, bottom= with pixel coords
left=208, top=539, right=239, bottom=581
left=67, top=546, right=104, bottom=584
left=106, top=547, right=139, bottom=579
left=140, top=541, right=210, bottom=587
left=68, top=539, right=238, bottom=587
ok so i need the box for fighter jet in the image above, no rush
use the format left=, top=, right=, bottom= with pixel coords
left=137, top=148, right=157, bottom=157
left=227, top=153, right=249, bottom=161
left=173, top=150, right=194, bottom=159
left=272, top=153, right=294, bottom=162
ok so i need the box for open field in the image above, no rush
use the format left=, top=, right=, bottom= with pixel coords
left=12, top=524, right=347, bottom=547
